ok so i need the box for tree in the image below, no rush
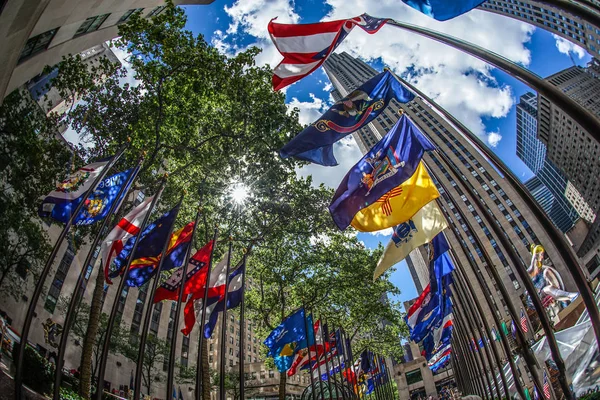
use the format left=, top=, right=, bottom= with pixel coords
left=0, top=89, right=72, bottom=301
left=56, top=297, right=127, bottom=382
left=117, top=332, right=169, bottom=396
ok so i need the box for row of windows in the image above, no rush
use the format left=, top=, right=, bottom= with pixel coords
left=18, top=6, right=167, bottom=64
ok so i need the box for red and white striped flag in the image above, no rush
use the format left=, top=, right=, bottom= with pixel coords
left=102, top=196, right=154, bottom=283
left=520, top=308, right=529, bottom=333
left=268, top=14, right=389, bottom=91
left=543, top=370, right=551, bottom=399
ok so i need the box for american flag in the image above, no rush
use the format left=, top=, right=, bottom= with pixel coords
left=521, top=308, right=529, bottom=333
left=268, top=14, right=389, bottom=90
left=543, top=370, right=551, bottom=399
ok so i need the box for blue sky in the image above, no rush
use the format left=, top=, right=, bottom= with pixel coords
left=181, top=0, right=591, bottom=310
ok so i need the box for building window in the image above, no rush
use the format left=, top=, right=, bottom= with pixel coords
left=74, top=14, right=110, bottom=37
left=118, top=8, right=144, bottom=24
left=19, top=28, right=59, bottom=63
left=44, top=243, right=75, bottom=313
left=147, top=6, right=167, bottom=17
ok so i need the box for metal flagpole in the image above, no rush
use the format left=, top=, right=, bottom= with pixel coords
left=451, top=270, right=501, bottom=399
left=427, top=166, right=539, bottom=397
left=219, top=238, right=234, bottom=400
left=382, top=357, right=394, bottom=400
left=331, top=325, right=347, bottom=400
left=319, top=318, right=335, bottom=399
left=454, top=304, right=492, bottom=400
left=377, top=356, right=390, bottom=400
left=195, top=227, right=219, bottom=400
left=166, top=202, right=204, bottom=400
left=450, top=258, right=511, bottom=399
left=387, top=66, right=600, bottom=354
left=134, top=194, right=185, bottom=400
left=53, top=155, right=144, bottom=400
left=14, top=142, right=128, bottom=400
left=452, top=281, right=496, bottom=399
left=302, top=306, right=317, bottom=400
left=344, top=329, right=360, bottom=398
left=95, top=178, right=166, bottom=400
left=338, top=329, right=354, bottom=399
left=454, top=320, right=485, bottom=398
left=311, top=311, right=326, bottom=400
left=238, top=250, right=248, bottom=400
left=432, top=147, right=571, bottom=398
left=452, top=338, right=472, bottom=395
left=325, top=321, right=344, bottom=400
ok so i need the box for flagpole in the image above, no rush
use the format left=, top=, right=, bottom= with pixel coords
left=166, top=201, right=204, bottom=400
left=302, top=306, right=317, bottom=400
left=332, top=326, right=347, bottom=400
left=53, top=155, right=144, bottom=400
left=311, top=311, right=326, bottom=400
left=454, top=322, right=485, bottom=398
left=95, top=177, right=167, bottom=400
left=237, top=250, right=248, bottom=400
left=339, top=329, right=354, bottom=399
left=425, top=145, right=571, bottom=397
left=451, top=282, right=495, bottom=399
left=134, top=193, right=185, bottom=400
left=450, top=257, right=511, bottom=399
left=452, top=338, right=472, bottom=395
left=14, top=143, right=128, bottom=400
left=318, top=317, right=335, bottom=399
left=195, top=226, right=219, bottom=400
left=219, top=237, right=234, bottom=400
left=386, top=67, right=600, bottom=367
left=325, top=321, right=343, bottom=400
left=382, top=357, right=393, bottom=400
left=427, top=167, right=540, bottom=396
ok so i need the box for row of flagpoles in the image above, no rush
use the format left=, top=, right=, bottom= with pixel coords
left=14, top=141, right=256, bottom=400
left=262, top=307, right=396, bottom=400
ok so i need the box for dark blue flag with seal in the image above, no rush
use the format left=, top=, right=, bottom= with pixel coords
left=329, top=114, right=435, bottom=230
left=427, top=233, right=454, bottom=294
left=402, top=0, right=485, bottom=21
left=280, top=70, right=414, bottom=166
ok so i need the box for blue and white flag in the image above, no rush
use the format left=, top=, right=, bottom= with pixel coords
left=280, top=71, right=414, bottom=166
left=402, top=0, right=485, bottom=21
left=428, top=234, right=454, bottom=294
left=39, top=160, right=115, bottom=224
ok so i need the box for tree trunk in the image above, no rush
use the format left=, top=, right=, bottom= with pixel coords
left=279, top=372, right=286, bottom=400
left=79, top=263, right=106, bottom=398
left=202, top=337, right=211, bottom=400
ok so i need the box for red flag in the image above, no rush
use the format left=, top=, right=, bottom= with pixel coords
left=153, top=240, right=214, bottom=303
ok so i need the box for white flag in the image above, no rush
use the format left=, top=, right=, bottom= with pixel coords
left=374, top=200, right=448, bottom=280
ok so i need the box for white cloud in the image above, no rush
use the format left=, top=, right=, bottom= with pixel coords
left=287, top=93, right=328, bottom=125
left=366, top=227, right=394, bottom=236
left=296, top=135, right=363, bottom=189
left=224, top=0, right=299, bottom=39
left=553, top=34, right=586, bottom=60
left=323, top=82, right=332, bottom=92
left=487, top=130, right=502, bottom=147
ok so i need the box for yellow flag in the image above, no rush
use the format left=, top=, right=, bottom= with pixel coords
left=350, top=162, right=439, bottom=232
left=373, top=200, right=448, bottom=280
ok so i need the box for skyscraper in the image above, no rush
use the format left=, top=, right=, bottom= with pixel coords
left=536, top=63, right=600, bottom=258
left=515, top=92, right=580, bottom=233
left=323, top=51, right=579, bottom=396
left=0, top=0, right=215, bottom=105
left=478, top=1, right=600, bottom=57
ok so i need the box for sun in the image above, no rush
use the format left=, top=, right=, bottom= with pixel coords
left=230, top=183, right=249, bottom=205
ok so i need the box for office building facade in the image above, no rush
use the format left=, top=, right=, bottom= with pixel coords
left=0, top=0, right=215, bottom=105
left=479, top=0, right=600, bottom=57
left=515, top=92, right=580, bottom=233
left=323, top=52, right=588, bottom=395
left=536, top=63, right=600, bottom=261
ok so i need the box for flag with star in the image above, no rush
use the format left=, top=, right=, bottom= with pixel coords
left=329, top=114, right=437, bottom=232
left=153, top=240, right=214, bottom=303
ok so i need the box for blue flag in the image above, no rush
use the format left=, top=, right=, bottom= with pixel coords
left=178, top=387, right=184, bottom=400
left=402, top=0, right=485, bottom=21
left=280, top=71, right=414, bottom=166
left=410, top=277, right=453, bottom=342
left=112, top=204, right=181, bottom=286
left=428, top=234, right=454, bottom=293
left=329, top=114, right=435, bottom=230
left=264, top=308, right=314, bottom=372
left=39, top=160, right=133, bottom=225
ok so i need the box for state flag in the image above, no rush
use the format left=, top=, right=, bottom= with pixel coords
left=329, top=114, right=436, bottom=232
left=375, top=200, right=447, bottom=280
